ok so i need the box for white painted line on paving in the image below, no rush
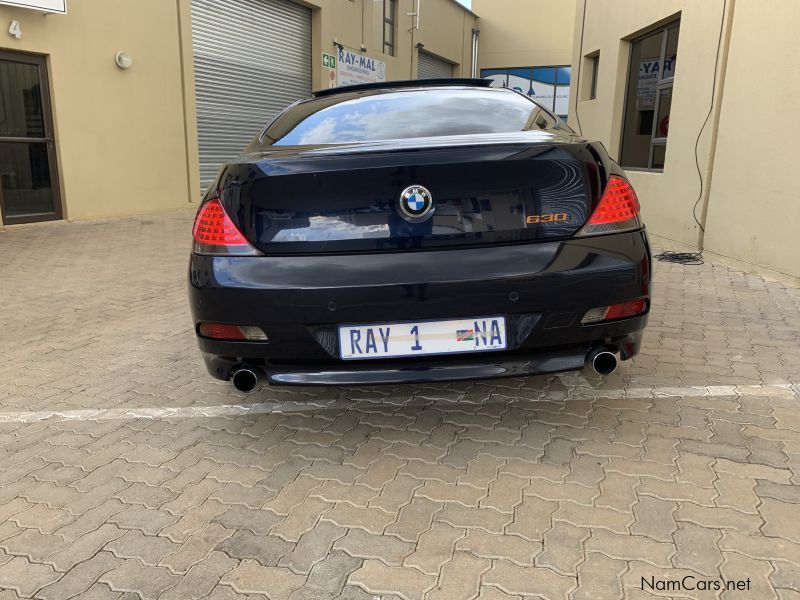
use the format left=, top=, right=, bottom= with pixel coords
left=0, top=400, right=343, bottom=423
left=0, top=382, right=795, bottom=423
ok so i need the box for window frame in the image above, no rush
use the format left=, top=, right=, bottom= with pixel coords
left=589, top=54, right=599, bottom=100
left=619, top=20, right=680, bottom=172
left=383, top=0, right=396, bottom=56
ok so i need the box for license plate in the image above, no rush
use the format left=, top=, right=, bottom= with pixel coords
left=338, top=316, right=507, bottom=360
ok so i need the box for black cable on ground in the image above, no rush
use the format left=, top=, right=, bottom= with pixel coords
left=654, top=250, right=704, bottom=265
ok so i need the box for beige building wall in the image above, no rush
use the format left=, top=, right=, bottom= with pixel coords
left=568, top=0, right=732, bottom=249
left=568, top=0, right=800, bottom=279
left=0, top=0, right=192, bottom=225
left=0, top=0, right=477, bottom=227
left=412, top=0, right=478, bottom=77
left=702, top=0, right=800, bottom=279
left=474, top=0, right=575, bottom=68
left=308, top=0, right=478, bottom=88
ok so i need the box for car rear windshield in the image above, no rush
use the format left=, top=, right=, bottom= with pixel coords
left=261, top=88, right=552, bottom=146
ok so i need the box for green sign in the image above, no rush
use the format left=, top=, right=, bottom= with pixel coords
left=322, top=53, right=337, bottom=69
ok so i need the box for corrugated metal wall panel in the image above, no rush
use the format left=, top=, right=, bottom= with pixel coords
left=417, top=50, right=454, bottom=79
left=191, top=0, right=312, bottom=189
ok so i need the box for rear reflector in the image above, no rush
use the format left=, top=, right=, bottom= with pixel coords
left=192, top=198, right=261, bottom=256
left=577, top=176, right=641, bottom=236
left=581, top=299, right=647, bottom=324
left=198, top=323, right=268, bottom=341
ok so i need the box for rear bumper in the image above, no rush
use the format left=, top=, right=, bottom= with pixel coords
left=189, top=230, right=652, bottom=385
left=200, top=334, right=641, bottom=385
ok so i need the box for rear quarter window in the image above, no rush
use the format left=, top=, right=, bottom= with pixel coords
left=261, top=88, right=554, bottom=146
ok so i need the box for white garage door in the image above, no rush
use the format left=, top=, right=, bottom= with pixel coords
left=191, top=0, right=312, bottom=189
left=417, top=50, right=454, bottom=79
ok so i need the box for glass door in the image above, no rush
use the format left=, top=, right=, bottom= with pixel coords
left=0, top=51, right=61, bottom=224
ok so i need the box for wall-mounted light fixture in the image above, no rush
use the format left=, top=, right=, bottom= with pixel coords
left=114, top=51, right=133, bottom=70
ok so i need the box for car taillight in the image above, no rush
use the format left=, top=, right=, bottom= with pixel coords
left=198, top=323, right=268, bottom=341
left=192, top=198, right=261, bottom=256
left=577, top=176, right=641, bottom=236
left=581, top=298, right=648, bottom=324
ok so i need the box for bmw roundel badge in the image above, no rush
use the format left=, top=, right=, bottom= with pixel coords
left=398, top=185, right=434, bottom=221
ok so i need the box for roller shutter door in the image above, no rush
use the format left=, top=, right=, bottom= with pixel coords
left=191, top=0, right=312, bottom=189
left=417, top=50, right=454, bottom=79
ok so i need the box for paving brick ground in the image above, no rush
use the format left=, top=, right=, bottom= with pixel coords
left=0, top=209, right=799, bottom=599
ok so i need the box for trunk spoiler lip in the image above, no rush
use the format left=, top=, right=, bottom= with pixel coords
left=311, top=78, right=492, bottom=98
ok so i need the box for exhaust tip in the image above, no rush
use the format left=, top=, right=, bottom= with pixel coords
left=232, top=367, right=260, bottom=393
left=591, top=351, right=618, bottom=376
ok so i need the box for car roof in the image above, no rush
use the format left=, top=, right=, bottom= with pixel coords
left=312, top=78, right=494, bottom=98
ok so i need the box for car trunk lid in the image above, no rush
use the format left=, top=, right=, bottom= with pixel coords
left=216, top=139, right=599, bottom=255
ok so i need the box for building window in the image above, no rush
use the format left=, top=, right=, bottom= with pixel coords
left=383, top=0, right=396, bottom=56
left=620, top=20, right=679, bottom=170
left=480, top=66, right=571, bottom=120
left=589, top=53, right=599, bottom=100
left=580, top=52, right=599, bottom=101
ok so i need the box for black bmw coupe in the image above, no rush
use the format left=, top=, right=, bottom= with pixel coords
left=188, top=79, right=651, bottom=391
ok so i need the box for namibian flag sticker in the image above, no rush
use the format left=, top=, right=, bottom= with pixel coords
left=456, top=329, right=474, bottom=342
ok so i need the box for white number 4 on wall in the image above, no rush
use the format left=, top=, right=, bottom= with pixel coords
left=9, top=20, right=22, bottom=39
